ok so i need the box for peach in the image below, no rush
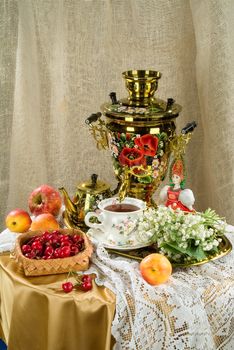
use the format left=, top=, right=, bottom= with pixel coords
left=5, top=209, right=32, bottom=233
left=30, top=213, right=60, bottom=231
left=139, top=253, right=172, bottom=285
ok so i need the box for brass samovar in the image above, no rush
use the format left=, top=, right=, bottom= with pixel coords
left=86, top=70, right=196, bottom=206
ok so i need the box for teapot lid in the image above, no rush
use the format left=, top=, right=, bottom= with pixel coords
left=77, top=174, right=110, bottom=194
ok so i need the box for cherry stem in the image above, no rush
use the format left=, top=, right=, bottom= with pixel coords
left=66, top=270, right=92, bottom=286
left=66, top=270, right=82, bottom=284
left=66, top=270, right=73, bottom=282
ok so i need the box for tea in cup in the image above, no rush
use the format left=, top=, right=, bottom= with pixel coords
left=84, top=197, right=146, bottom=244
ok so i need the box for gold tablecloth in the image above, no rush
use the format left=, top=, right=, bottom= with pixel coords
left=0, top=253, right=116, bottom=350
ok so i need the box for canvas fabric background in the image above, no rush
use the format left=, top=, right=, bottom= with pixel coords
left=0, top=0, right=234, bottom=229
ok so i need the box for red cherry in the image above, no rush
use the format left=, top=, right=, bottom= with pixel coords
left=32, top=237, right=41, bottom=243
left=42, top=231, right=51, bottom=240
left=51, top=237, right=60, bottom=246
left=60, top=246, right=71, bottom=257
left=44, top=246, right=54, bottom=257
left=44, top=255, right=53, bottom=260
left=72, top=235, right=83, bottom=243
left=62, top=282, right=74, bottom=293
left=54, top=248, right=62, bottom=258
left=25, top=251, right=36, bottom=259
left=82, top=275, right=92, bottom=283
left=48, top=238, right=55, bottom=245
left=38, top=236, right=45, bottom=244
left=70, top=245, right=79, bottom=256
left=61, top=235, right=70, bottom=241
left=31, top=241, right=43, bottom=251
left=22, top=244, right=32, bottom=254
left=60, top=240, right=71, bottom=247
left=81, top=281, right=92, bottom=292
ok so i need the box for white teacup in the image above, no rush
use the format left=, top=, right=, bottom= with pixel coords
left=85, top=197, right=146, bottom=244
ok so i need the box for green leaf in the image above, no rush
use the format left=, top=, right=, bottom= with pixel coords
left=188, top=245, right=207, bottom=260
left=161, top=243, right=185, bottom=255
left=138, top=176, right=152, bottom=184
left=161, top=242, right=207, bottom=261
left=201, top=208, right=225, bottom=227
left=161, top=242, right=188, bottom=255
left=120, top=133, right=126, bottom=141
left=112, top=158, right=120, bottom=168
left=210, top=246, right=219, bottom=253
left=159, top=132, right=167, bottom=141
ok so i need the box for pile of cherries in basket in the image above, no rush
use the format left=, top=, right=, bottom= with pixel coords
left=21, top=230, right=85, bottom=260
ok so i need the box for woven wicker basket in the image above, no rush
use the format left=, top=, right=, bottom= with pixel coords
left=13, top=228, right=93, bottom=276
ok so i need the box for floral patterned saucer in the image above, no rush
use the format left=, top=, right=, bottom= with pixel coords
left=86, top=228, right=151, bottom=251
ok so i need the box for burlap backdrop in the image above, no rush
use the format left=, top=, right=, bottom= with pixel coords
left=0, top=0, right=234, bottom=230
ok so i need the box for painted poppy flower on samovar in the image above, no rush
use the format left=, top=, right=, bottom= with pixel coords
left=134, top=134, right=159, bottom=156
left=118, top=147, right=145, bottom=167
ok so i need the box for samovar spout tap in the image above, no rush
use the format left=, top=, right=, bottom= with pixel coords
left=181, top=121, right=197, bottom=134
left=85, top=112, right=102, bottom=125
left=118, top=166, right=131, bottom=202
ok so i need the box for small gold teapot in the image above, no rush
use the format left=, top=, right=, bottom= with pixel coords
left=59, top=174, right=112, bottom=229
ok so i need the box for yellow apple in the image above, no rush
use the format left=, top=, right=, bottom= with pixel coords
left=139, top=253, right=172, bottom=285
left=5, top=209, right=32, bottom=233
left=30, top=213, right=60, bottom=231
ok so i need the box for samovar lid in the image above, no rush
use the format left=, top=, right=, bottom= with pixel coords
left=101, top=70, right=181, bottom=121
left=77, top=174, right=110, bottom=195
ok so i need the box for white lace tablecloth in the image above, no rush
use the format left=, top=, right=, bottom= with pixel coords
left=1, top=226, right=234, bottom=349
left=88, top=225, right=234, bottom=350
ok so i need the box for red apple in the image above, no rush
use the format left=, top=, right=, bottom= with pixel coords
left=30, top=213, right=60, bottom=231
left=5, top=209, right=32, bottom=233
left=28, top=184, right=62, bottom=217
left=139, top=253, right=172, bottom=285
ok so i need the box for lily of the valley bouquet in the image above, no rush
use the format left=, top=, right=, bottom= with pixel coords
left=137, top=206, right=226, bottom=264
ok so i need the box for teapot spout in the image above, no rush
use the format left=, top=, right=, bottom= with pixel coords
left=59, top=187, right=77, bottom=214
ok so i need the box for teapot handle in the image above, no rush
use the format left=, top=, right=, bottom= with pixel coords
left=84, top=212, right=105, bottom=232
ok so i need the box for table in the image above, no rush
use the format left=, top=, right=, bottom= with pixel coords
left=1, top=228, right=234, bottom=349
left=0, top=252, right=116, bottom=350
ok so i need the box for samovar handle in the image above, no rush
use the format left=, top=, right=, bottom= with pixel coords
left=85, top=112, right=109, bottom=150
left=169, top=121, right=198, bottom=159
left=166, top=98, right=175, bottom=111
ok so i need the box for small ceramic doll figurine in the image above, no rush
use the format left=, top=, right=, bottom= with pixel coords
left=159, top=159, right=195, bottom=212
